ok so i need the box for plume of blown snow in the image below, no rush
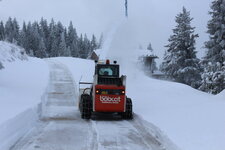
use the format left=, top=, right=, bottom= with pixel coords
left=99, top=18, right=149, bottom=80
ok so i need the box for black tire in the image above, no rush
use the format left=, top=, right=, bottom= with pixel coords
left=80, top=94, right=92, bottom=119
left=122, top=98, right=133, bottom=119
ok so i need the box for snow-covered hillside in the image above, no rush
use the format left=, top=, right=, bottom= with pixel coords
left=0, top=41, right=28, bottom=66
left=0, top=42, right=49, bottom=149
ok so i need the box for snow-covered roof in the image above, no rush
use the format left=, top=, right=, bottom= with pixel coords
left=93, top=49, right=102, bottom=57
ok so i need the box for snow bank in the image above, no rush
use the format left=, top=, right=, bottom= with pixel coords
left=126, top=69, right=225, bottom=150
left=0, top=106, right=39, bottom=150
left=0, top=57, right=49, bottom=125
left=0, top=42, right=49, bottom=149
left=0, top=41, right=28, bottom=66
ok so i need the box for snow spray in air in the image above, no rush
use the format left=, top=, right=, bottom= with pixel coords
left=100, top=0, right=148, bottom=78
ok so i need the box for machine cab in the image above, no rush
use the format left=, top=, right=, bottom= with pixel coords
left=95, top=60, right=119, bottom=77
left=95, top=60, right=122, bottom=86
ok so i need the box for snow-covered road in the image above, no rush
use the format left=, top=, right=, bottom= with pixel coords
left=10, top=60, right=177, bottom=150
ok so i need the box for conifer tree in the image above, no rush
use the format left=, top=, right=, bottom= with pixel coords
left=19, top=22, right=28, bottom=51
left=39, top=18, right=49, bottom=53
left=37, top=38, right=47, bottom=58
left=91, top=34, right=98, bottom=50
left=30, top=22, right=41, bottom=56
left=25, top=22, right=34, bottom=55
left=161, top=7, right=201, bottom=88
left=12, top=18, right=20, bottom=43
left=5, top=17, right=14, bottom=42
left=49, top=19, right=56, bottom=57
left=199, top=0, right=225, bottom=94
left=83, top=34, right=91, bottom=58
left=78, top=34, right=84, bottom=58
left=67, top=21, right=78, bottom=57
left=0, top=21, right=5, bottom=40
left=59, top=32, right=68, bottom=56
left=147, top=43, right=153, bottom=52
left=0, top=61, right=3, bottom=69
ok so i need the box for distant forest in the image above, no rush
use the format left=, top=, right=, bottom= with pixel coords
left=0, top=17, right=102, bottom=58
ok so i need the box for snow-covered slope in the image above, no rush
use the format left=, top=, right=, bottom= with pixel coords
left=0, top=42, right=49, bottom=149
left=127, top=72, right=225, bottom=150
left=0, top=41, right=28, bottom=66
left=0, top=41, right=47, bottom=124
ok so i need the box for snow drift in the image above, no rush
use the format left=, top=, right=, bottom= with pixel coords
left=0, top=41, right=49, bottom=150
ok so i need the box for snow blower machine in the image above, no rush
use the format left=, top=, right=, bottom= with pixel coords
left=79, top=59, right=133, bottom=119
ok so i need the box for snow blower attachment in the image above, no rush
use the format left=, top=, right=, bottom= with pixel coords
left=79, top=59, right=133, bottom=119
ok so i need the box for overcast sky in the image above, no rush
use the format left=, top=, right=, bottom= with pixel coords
left=0, top=0, right=213, bottom=62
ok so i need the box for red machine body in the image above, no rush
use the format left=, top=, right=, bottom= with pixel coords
left=79, top=59, right=133, bottom=119
left=94, top=85, right=126, bottom=112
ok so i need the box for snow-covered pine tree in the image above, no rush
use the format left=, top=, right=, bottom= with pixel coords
left=147, top=43, right=153, bottom=52
left=199, top=0, right=225, bottom=94
left=78, top=34, right=84, bottom=58
left=65, top=46, right=71, bottom=57
left=36, top=37, right=47, bottom=58
left=29, top=22, right=42, bottom=57
left=39, top=18, right=49, bottom=56
left=67, top=21, right=78, bottom=57
left=53, top=21, right=64, bottom=57
left=83, top=34, right=91, bottom=58
left=0, top=61, right=3, bottom=69
left=0, top=21, right=5, bottom=40
left=48, top=19, right=56, bottom=57
left=49, top=21, right=64, bottom=57
left=5, top=17, right=14, bottom=42
left=161, top=7, right=201, bottom=88
left=5, top=18, right=20, bottom=43
left=91, top=35, right=98, bottom=50
left=59, top=31, right=70, bottom=56
left=12, top=18, right=20, bottom=43
left=19, top=22, right=28, bottom=52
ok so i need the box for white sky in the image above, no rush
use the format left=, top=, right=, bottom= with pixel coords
left=0, top=0, right=213, bottom=62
